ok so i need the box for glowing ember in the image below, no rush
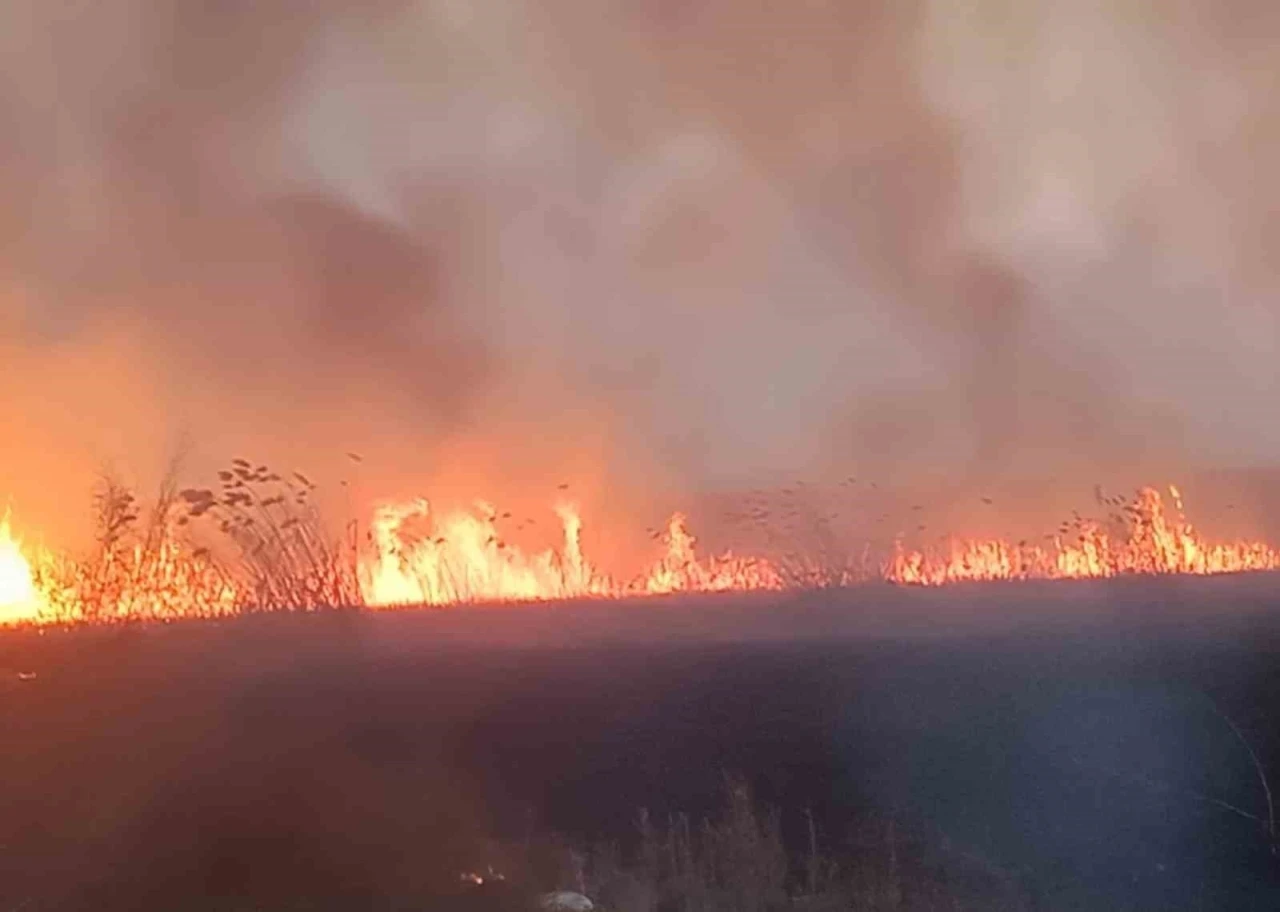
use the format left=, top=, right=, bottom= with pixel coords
left=885, top=486, right=1280, bottom=585
left=0, top=512, right=42, bottom=623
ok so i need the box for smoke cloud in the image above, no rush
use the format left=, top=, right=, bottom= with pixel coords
left=2, top=1, right=1279, bottom=546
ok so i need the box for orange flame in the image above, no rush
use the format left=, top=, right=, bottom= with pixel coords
left=2, top=482, right=1278, bottom=626
left=362, top=499, right=608, bottom=605
left=639, top=513, right=782, bottom=595
left=0, top=512, right=42, bottom=624
left=885, top=486, right=1280, bottom=585
left=0, top=512, right=239, bottom=626
left=360, top=503, right=781, bottom=606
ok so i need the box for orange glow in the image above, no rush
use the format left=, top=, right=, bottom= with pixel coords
left=885, top=486, right=1280, bottom=585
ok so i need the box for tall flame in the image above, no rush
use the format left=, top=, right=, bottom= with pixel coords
left=360, top=503, right=781, bottom=606
left=363, top=499, right=611, bottom=605
left=0, top=512, right=42, bottom=623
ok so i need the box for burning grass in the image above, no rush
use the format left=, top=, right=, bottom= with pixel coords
left=0, top=459, right=358, bottom=626
left=0, top=457, right=788, bottom=626
left=2, top=464, right=1279, bottom=627
left=362, top=500, right=782, bottom=607
left=885, top=485, right=1280, bottom=585
left=179, top=459, right=363, bottom=611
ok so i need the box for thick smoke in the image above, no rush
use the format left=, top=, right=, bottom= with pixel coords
left=2, top=1, right=1278, bottom=546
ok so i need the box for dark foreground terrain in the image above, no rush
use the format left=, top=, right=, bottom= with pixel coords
left=3, top=576, right=1280, bottom=910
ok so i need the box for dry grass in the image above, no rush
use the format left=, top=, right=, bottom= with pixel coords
left=29, top=460, right=238, bottom=624
left=178, top=458, right=363, bottom=612
left=469, top=776, right=1035, bottom=912
left=627, top=775, right=789, bottom=912
left=26, top=457, right=361, bottom=624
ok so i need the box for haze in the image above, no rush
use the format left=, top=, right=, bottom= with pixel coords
left=2, top=1, right=1278, bottom=549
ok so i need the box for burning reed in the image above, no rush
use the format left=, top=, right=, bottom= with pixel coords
left=2, top=467, right=1280, bottom=627
left=885, top=485, right=1280, bottom=585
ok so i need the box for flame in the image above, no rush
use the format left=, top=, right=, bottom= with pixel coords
left=360, top=503, right=781, bottom=606
left=0, top=512, right=44, bottom=623
left=0, top=512, right=238, bottom=626
left=885, top=486, right=1280, bottom=585
left=2, top=481, right=1278, bottom=625
left=362, top=499, right=608, bottom=605
left=639, top=513, right=782, bottom=595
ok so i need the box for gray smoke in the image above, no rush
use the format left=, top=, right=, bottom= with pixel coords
left=2, top=0, right=1278, bottom=544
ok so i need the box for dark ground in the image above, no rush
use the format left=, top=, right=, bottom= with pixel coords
left=3, top=576, right=1280, bottom=910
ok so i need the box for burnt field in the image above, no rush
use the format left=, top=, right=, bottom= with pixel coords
left=3, top=577, right=1280, bottom=910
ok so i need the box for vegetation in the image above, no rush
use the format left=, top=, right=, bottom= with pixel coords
left=448, top=777, right=1034, bottom=912
left=178, top=458, right=362, bottom=611
left=27, top=457, right=360, bottom=624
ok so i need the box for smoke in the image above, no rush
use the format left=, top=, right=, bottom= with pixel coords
left=915, top=0, right=1280, bottom=472
left=2, top=1, right=1279, bottom=546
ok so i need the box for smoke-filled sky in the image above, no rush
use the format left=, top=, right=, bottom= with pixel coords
left=3, top=0, right=1279, bottom=545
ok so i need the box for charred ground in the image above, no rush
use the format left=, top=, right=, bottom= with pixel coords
left=2, top=578, right=1280, bottom=910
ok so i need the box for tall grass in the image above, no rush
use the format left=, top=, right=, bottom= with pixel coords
left=625, top=776, right=789, bottom=912
left=179, top=458, right=362, bottom=611
left=464, top=776, right=1033, bottom=912
left=26, top=457, right=361, bottom=624
left=30, top=460, right=239, bottom=623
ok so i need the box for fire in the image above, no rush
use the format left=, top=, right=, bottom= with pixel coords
left=0, top=511, right=42, bottom=623
left=2, top=478, right=1278, bottom=626
left=361, top=502, right=781, bottom=606
left=0, top=511, right=239, bottom=626
left=362, top=499, right=607, bottom=605
left=885, top=486, right=1280, bottom=585
left=639, top=513, right=783, bottom=595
